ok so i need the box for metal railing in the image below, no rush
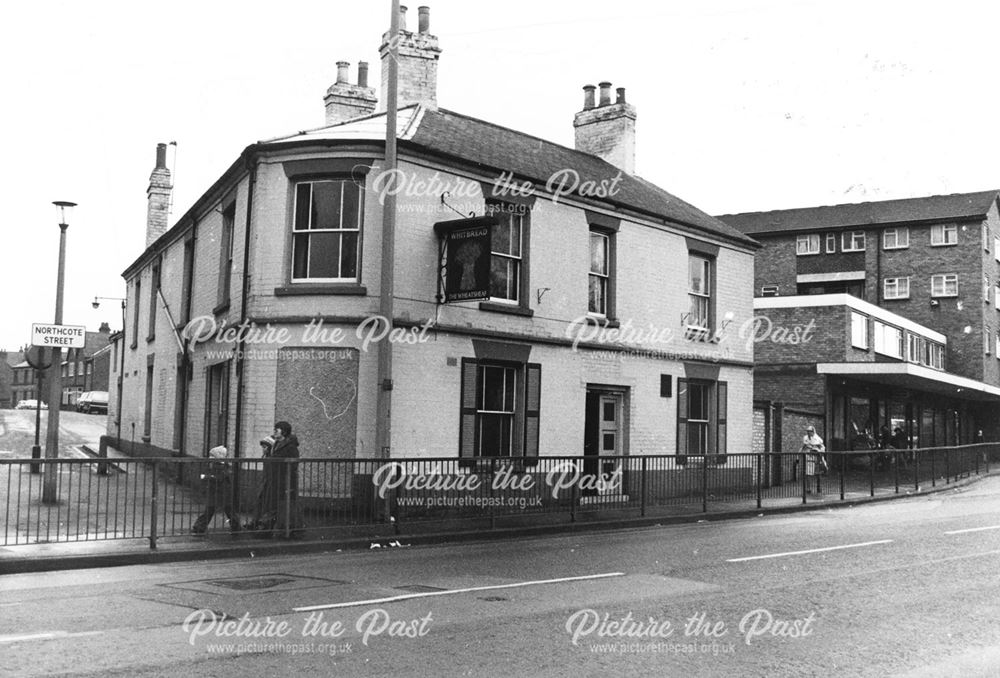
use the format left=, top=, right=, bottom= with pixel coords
left=2, top=444, right=997, bottom=549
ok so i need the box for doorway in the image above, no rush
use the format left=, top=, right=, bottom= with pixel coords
left=583, top=387, right=627, bottom=496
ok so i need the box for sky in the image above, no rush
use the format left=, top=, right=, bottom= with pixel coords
left=2, top=0, right=999, bottom=351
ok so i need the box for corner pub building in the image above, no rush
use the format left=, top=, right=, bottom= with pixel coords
left=109, top=7, right=758, bottom=504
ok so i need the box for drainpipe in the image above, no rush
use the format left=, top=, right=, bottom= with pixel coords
left=233, top=150, right=258, bottom=511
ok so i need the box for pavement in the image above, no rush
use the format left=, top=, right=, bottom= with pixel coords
left=2, top=463, right=994, bottom=575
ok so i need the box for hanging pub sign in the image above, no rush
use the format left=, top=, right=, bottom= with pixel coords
left=433, top=216, right=495, bottom=303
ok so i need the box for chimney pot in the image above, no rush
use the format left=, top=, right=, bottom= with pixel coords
left=582, top=85, right=596, bottom=110
left=155, top=142, right=167, bottom=169
left=399, top=5, right=408, bottom=31
left=616, top=87, right=626, bottom=104
left=598, top=82, right=612, bottom=106
left=336, top=61, right=350, bottom=84
left=418, top=6, right=430, bottom=33
left=358, top=61, right=369, bottom=88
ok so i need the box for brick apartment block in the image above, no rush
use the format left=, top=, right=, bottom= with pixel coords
left=720, top=191, right=1000, bottom=449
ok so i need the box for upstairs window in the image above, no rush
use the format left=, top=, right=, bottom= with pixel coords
left=588, top=230, right=611, bottom=316
left=825, top=233, right=836, bottom=253
left=218, top=204, right=235, bottom=306
left=851, top=312, right=868, bottom=349
left=927, top=343, right=944, bottom=369
left=873, top=321, right=903, bottom=359
left=907, top=334, right=926, bottom=364
left=796, top=234, right=820, bottom=255
left=688, top=254, right=713, bottom=333
left=486, top=202, right=527, bottom=303
left=930, top=224, right=957, bottom=246
left=292, top=179, right=362, bottom=282
left=842, top=231, right=866, bottom=252
left=883, top=227, right=909, bottom=250
left=883, top=277, right=910, bottom=300
left=931, top=274, right=958, bottom=298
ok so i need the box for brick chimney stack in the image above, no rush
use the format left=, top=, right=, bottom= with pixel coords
left=324, top=60, right=378, bottom=125
left=573, top=82, right=637, bottom=175
left=378, top=5, right=442, bottom=111
left=146, top=143, right=172, bottom=247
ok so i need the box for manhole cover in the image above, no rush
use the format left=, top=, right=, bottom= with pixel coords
left=478, top=596, right=509, bottom=602
left=394, top=584, right=447, bottom=593
left=162, top=573, right=347, bottom=595
left=208, top=576, right=296, bottom=591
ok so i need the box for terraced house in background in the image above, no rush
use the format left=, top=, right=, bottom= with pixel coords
left=108, top=6, right=757, bottom=503
left=720, top=191, right=1000, bottom=458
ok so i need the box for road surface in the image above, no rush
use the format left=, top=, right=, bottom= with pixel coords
left=2, top=475, right=1000, bottom=676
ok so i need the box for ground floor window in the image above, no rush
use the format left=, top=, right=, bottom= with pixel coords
left=459, top=359, right=540, bottom=462
left=677, top=378, right=727, bottom=464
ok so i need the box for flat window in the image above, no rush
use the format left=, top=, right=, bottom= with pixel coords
left=486, top=202, right=527, bottom=303
left=994, top=237, right=1000, bottom=261
left=927, top=343, right=944, bottom=370
left=292, top=179, right=362, bottom=282
left=588, top=230, right=610, bottom=316
left=873, top=321, right=903, bottom=359
left=796, top=234, right=820, bottom=255
left=687, top=254, right=713, bottom=332
left=986, top=275, right=992, bottom=303
left=907, top=334, right=926, bottom=364
left=987, top=325, right=992, bottom=356
left=883, top=277, right=909, bottom=300
left=842, top=231, right=866, bottom=252
left=851, top=312, right=868, bottom=349
left=995, top=282, right=1000, bottom=310
left=825, top=233, right=836, bottom=253
left=985, top=223, right=990, bottom=252
left=931, top=274, right=958, bottom=297
left=883, top=227, right=909, bottom=249
left=930, top=224, right=957, bottom=246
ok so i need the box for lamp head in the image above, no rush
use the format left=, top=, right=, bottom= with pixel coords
left=53, top=200, right=77, bottom=226
left=92, top=298, right=100, bottom=309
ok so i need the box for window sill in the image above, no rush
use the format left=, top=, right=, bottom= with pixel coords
left=587, top=315, right=619, bottom=328
left=478, top=301, right=534, bottom=317
left=930, top=243, right=957, bottom=247
left=213, top=301, right=231, bottom=316
left=274, top=284, right=367, bottom=296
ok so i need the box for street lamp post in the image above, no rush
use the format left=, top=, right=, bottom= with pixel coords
left=92, top=296, right=126, bottom=449
left=43, top=200, right=75, bottom=504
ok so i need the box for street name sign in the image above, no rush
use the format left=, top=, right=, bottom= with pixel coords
left=31, top=323, right=86, bottom=348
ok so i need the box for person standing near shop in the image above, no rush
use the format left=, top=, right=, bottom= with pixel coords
left=800, top=425, right=826, bottom=494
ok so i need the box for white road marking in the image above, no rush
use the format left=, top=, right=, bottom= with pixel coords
left=0, top=630, right=103, bottom=644
left=294, top=572, right=626, bottom=612
left=726, top=539, right=894, bottom=563
left=944, top=525, right=1000, bottom=535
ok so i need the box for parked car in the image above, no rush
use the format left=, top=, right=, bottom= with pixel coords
left=15, top=399, right=47, bottom=410
left=76, top=391, right=109, bottom=414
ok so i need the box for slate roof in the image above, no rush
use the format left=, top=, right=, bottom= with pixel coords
left=263, top=105, right=757, bottom=247
left=717, top=190, right=1000, bottom=236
